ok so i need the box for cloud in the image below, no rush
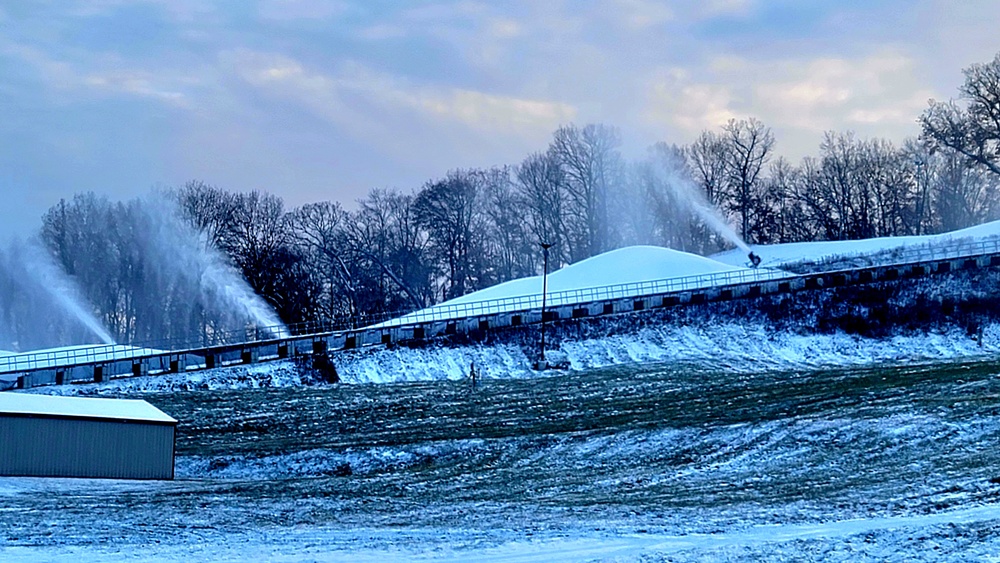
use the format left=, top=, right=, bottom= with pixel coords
left=416, top=88, right=576, bottom=132
left=2, top=43, right=79, bottom=90
left=64, top=0, right=214, bottom=22
left=488, top=18, right=522, bottom=38
left=257, top=0, right=348, bottom=22
left=3, top=41, right=193, bottom=107
left=83, top=71, right=189, bottom=105
left=227, top=50, right=575, bottom=138
left=646, top=68, right=741, bottom=133
left=699, top=0, right=755, bottom=18
left=753, top=52, right=933, bottom=131
left=608, top=0, right=675, bottom=29
left=642, top=50, right=936, bottom=158
left=354, top=23, right=408, bottom=41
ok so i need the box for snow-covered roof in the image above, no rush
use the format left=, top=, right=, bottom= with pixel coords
left=0, top=392, right=177, bottom=424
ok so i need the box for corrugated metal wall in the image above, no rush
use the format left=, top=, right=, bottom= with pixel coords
left=0, top=416, right=174, bottom=479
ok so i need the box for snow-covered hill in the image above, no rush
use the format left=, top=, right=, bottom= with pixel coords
left=380, top=245, right=770, bottom=327
left=10, top=219, right=1000, bottom=391
left=713, top=219, right=1000, bottom=269
left=445, top=245, right=750, bottom=308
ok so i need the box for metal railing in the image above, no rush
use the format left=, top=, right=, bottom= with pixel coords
left=781, top=236, right=1000, bottom=273
left=4, top=235, right=1000, bottom=375
left=372, top=266, right=794, bottom=328
left=0, top=320, right=343, bottom=375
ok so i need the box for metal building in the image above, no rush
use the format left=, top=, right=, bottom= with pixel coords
left=0, top=393, right=177, bottom=479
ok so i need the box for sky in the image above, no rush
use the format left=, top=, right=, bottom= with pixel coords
left=1, top=0, right=999, bottom=239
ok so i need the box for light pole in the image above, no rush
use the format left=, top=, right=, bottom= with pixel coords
left=539, top=242, right=553, bottom=368
left=914, top=157, right=927, bottom=236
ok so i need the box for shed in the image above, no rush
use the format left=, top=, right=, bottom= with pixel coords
left=0, top=393, right=177, bottom=479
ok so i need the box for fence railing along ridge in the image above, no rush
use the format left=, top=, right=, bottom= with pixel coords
left=372, top=266, right=794, bottom=328
left=3, top=237, right=999, bottom=374
left=0, top=266, right=787, bottom=373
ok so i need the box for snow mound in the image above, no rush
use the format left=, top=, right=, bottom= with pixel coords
left=549, top=245, right=746, bottom=288
left=713, top=219, right=1000, bottom=269
left=450, top=246, right=747, bottom=308
left=378, top=246, right=756, bottom=328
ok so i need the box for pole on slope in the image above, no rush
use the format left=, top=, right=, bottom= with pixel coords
left=538, top=242, right=553, bottom=369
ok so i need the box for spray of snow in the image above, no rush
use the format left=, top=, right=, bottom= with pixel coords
left=655, top=154, right=751, bottom=253
left=136, top=194, right=289, bottom=339
left=8, top=239, right=116, bottom=346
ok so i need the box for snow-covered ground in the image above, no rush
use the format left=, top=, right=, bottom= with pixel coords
left=445, top=246, right=750, bottom=306
left=34, top=360, right=324, bottom=395
left=377, top=246, right=786, bottom=327
left=5, top=506, right=1000, bottom=563
left=382, top=220, right=1000, bottom=328
left=8, top=356, right=1000, bottom=562
left=9, top=222, right=1000, bottom=562
left=714, top=219, right=1000, bottom=269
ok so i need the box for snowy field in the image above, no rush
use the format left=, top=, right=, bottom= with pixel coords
left=7, top=222, right=1000, bottom=561
left=7, top=358, right=1000, bottom=561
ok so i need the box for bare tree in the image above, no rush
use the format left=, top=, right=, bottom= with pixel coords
left=516, top=152, right=570, bottom=267
left=174, top=180, right=238, bottom=249
left=478, top=167, right=534, bottom=283
left=549, top=123, right=623, bottom=260
left=687, top=131, right=729, bottom=207
left=413, top=171, right=486, bottom=300
left=289, top=201, right=356, bottom=319
left=933, top=150, right=1000, bottom=231
left=720, top=118, right=775, bottom=242
left=348, top=188, right=431, bottom=313
left=763, top=157, right=812, bottom=243
left=224, top=191, right=290, bottom=296
left=921, top=52, right=1000, bottom=177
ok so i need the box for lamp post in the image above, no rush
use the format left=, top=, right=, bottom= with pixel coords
left=539, top=242, right=553, bottom=368
left=914, top=157, right=927, bottom=236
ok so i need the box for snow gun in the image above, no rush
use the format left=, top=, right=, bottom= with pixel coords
left=748, top=252, right=761, bottom=268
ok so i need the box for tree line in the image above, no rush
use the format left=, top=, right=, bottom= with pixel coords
left=3, top=52, right=1000, bottom=349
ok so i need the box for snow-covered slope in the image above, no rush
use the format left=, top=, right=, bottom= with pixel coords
left=382, top=246, right=759, bottom=327
left=451, top=246, right=748, bottom=306
left=713, top=219, right=1000, bottom=269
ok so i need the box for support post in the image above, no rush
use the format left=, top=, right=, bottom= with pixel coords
left=538, top=242, right=553, bottom=368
